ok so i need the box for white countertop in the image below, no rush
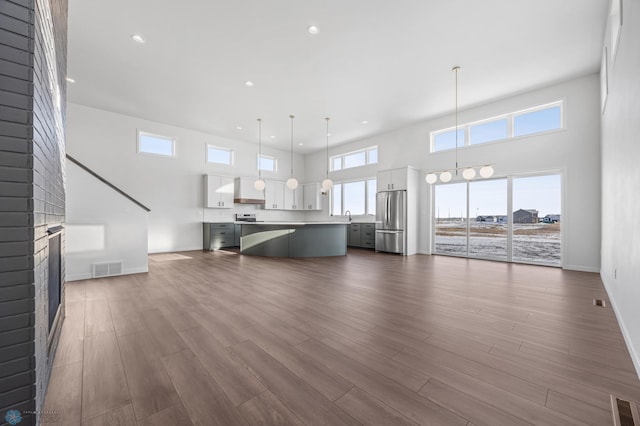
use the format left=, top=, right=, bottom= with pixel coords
left=238, top=221, right=350, bottom=225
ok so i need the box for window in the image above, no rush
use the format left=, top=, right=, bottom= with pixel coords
left=470, top=118, right=508, bottom=145
left=207, top=145, right=233, bottom=165
left=432, top=173, right=561, bottom=266
left=433, top=129, right=465, bottom=151
left=331, top=178, right=376, bottom=216
left=258, top=155, right=277, bottom=172
left=330, top=146, right=378, bottom=171
left=514, top=105, right=562, bottom=137
left=331, top=184, right=342, bottom=216
left=343, top=181, right=366, bottom=215
left=344, top=151, right=366, bottom=169
left=430, top=101, right=563, bottom=152
left=332, top=157, right=343, bottom=171
left=367, top=147, right=378, bottom=164
left=137, top=131, right=175, bottom=157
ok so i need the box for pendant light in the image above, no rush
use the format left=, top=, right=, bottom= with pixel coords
left=426, top=66, right=494, bottom=184
left=321, top=117, right=333, bottom=192
left=254, top=118, right=266, bottom=191
left=286, top=115, right=299, bottom=190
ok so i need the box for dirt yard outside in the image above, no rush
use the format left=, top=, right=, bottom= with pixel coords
left=434, top=221, right=561, bottom=265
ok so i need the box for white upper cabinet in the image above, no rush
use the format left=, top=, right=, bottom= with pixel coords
left=284, top=186, right=304, bottom=210
left=264, top=180, right=285, bottom=210
left=303, top=183, right=321, bottom=210
left=205, top=175, right=234, bottom=208
left=377, top=168, right=408, bottom=191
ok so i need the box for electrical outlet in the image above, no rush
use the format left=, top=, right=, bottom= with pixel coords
left=614, top=268, right=617, bottom=279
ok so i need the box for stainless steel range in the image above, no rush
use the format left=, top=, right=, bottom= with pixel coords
left=235, top=213, right=258, bottom=222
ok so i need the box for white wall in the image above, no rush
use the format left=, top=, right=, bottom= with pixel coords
left=305, top=74, right=602, bottom=271
left=66, top=161, right=149, bottom=280
left=600, top=0, right=640, bottom=377
left=66, top=103, right=306, bottom=253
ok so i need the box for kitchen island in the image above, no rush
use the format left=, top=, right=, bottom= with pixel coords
left=239, top=222, right=349, bottom=257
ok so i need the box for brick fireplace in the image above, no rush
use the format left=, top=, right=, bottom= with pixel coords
left=0, top=0, right=68, bottom=424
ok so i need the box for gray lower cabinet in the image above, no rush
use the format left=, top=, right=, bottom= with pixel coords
left=203, top=223, right=237, bottom=250
left=360, top=224, right=375, bottom=248
left=347, top=223, right=375, bottom=249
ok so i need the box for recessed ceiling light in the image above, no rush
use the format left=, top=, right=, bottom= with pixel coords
left=235, top=126, right=243, bottom=130
left=132, top=34, right=146, bottom=44
left=298, top=143, right=303, bottom=146
left=327, top=133, right=332, bottom=137
left=66, top=77, right=75, bottom=83
left=270, top=135, right=276, bottom=139
left=307, top=25, right=319, bottom=35
left=361, top=120, right=369, bottom=125
left=245, top=80, right=254, bottom=87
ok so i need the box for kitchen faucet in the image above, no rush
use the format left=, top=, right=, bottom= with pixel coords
left=344, top=210, right=352, bottom=222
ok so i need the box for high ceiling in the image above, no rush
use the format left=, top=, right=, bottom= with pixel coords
left=66, top=0, right=608, bottom=153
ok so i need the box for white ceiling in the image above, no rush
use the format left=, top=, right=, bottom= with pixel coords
left=66, top=0, right=608, bottom=153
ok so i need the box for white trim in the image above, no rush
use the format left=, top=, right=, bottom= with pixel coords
left=562, top=265, right=600, bottom=273
left=601, top=270, right=640, bottom=380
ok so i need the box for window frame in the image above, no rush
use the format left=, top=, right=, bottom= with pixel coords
left=137, top=130, right=176, bottom=157
left=206, top=144, right=234, bottom=166
left=430, top=101, right=564, bottom=153
left=331, top=177, right=377, bottom=216
left=330, top=146, right=378, bottom=172
left=257, top=154, right=277, bottom=173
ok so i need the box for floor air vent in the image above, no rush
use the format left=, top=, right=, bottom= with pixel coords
left=611, top=395, right=639, bottom=426
left=593, top=299, right=606, bottom=308
left=92, top=261, right=123, bottom=278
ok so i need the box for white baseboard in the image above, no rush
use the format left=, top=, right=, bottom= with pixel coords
left=65, top=265, right=148, bottom=282
left=66, top=273, right=91, bottom=282
left=563, top=264, right=600, bottom=273
left=601, top=270, right=640, bottom=381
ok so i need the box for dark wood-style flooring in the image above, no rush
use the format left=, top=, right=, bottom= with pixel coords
left=43, top=249, right=640, bottom=425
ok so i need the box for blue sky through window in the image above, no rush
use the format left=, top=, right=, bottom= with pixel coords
left=514, top=106, right=561, bottom=137
left=139, top=133, right=174, bottom=156
left=434, top=129, right=465, bottom=151
left=207, top=146, right=232, bottom=164
left=470, top=119, right=508, bottom=145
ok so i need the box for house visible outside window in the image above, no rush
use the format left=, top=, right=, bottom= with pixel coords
left=258, top=154, right=277, bottom=172
left=137, top=131, right=175, bottom=157
left=330, top=146, right=378, bottom=171
left=207, top=145, right=233, bottom=165
left=430, top=101, right=563, bottom=153
left=331, top=178, right=376, bottom=216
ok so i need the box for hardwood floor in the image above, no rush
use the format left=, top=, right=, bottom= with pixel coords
left=43, top=249, right=640, bottom=425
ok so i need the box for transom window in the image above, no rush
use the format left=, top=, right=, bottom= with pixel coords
left=331, top=178, right=377, bottom=216
left=258, top=154, right=277, bottom=172
left=137, top=131, right=175, bottom=157
left=207, top=145, right=233, bottom=165
left=331, top=146, right=378, bottom=171
left=430, top=101, right=563, bottom=153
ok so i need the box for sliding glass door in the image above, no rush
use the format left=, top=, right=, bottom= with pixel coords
left=432, top=173, right=561, bottom=266
left=434, top=183, right=467, bottom=256
left=512, top=175, right=561, bottom=266
left=469, top=179, right=508, bottom=260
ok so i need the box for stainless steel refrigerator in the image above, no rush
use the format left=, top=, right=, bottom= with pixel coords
left=375, top=190, right=406, bottom=254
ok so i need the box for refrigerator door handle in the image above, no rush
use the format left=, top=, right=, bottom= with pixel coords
left=386, top=195, right=390, bottom=229
left=376, top=230, right=400, bottom=234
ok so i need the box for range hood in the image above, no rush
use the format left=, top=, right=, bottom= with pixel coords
left=234, top=177, right=265, bottom=204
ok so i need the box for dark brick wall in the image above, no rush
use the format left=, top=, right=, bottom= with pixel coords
left=0, top=0, right=67, bottom=424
